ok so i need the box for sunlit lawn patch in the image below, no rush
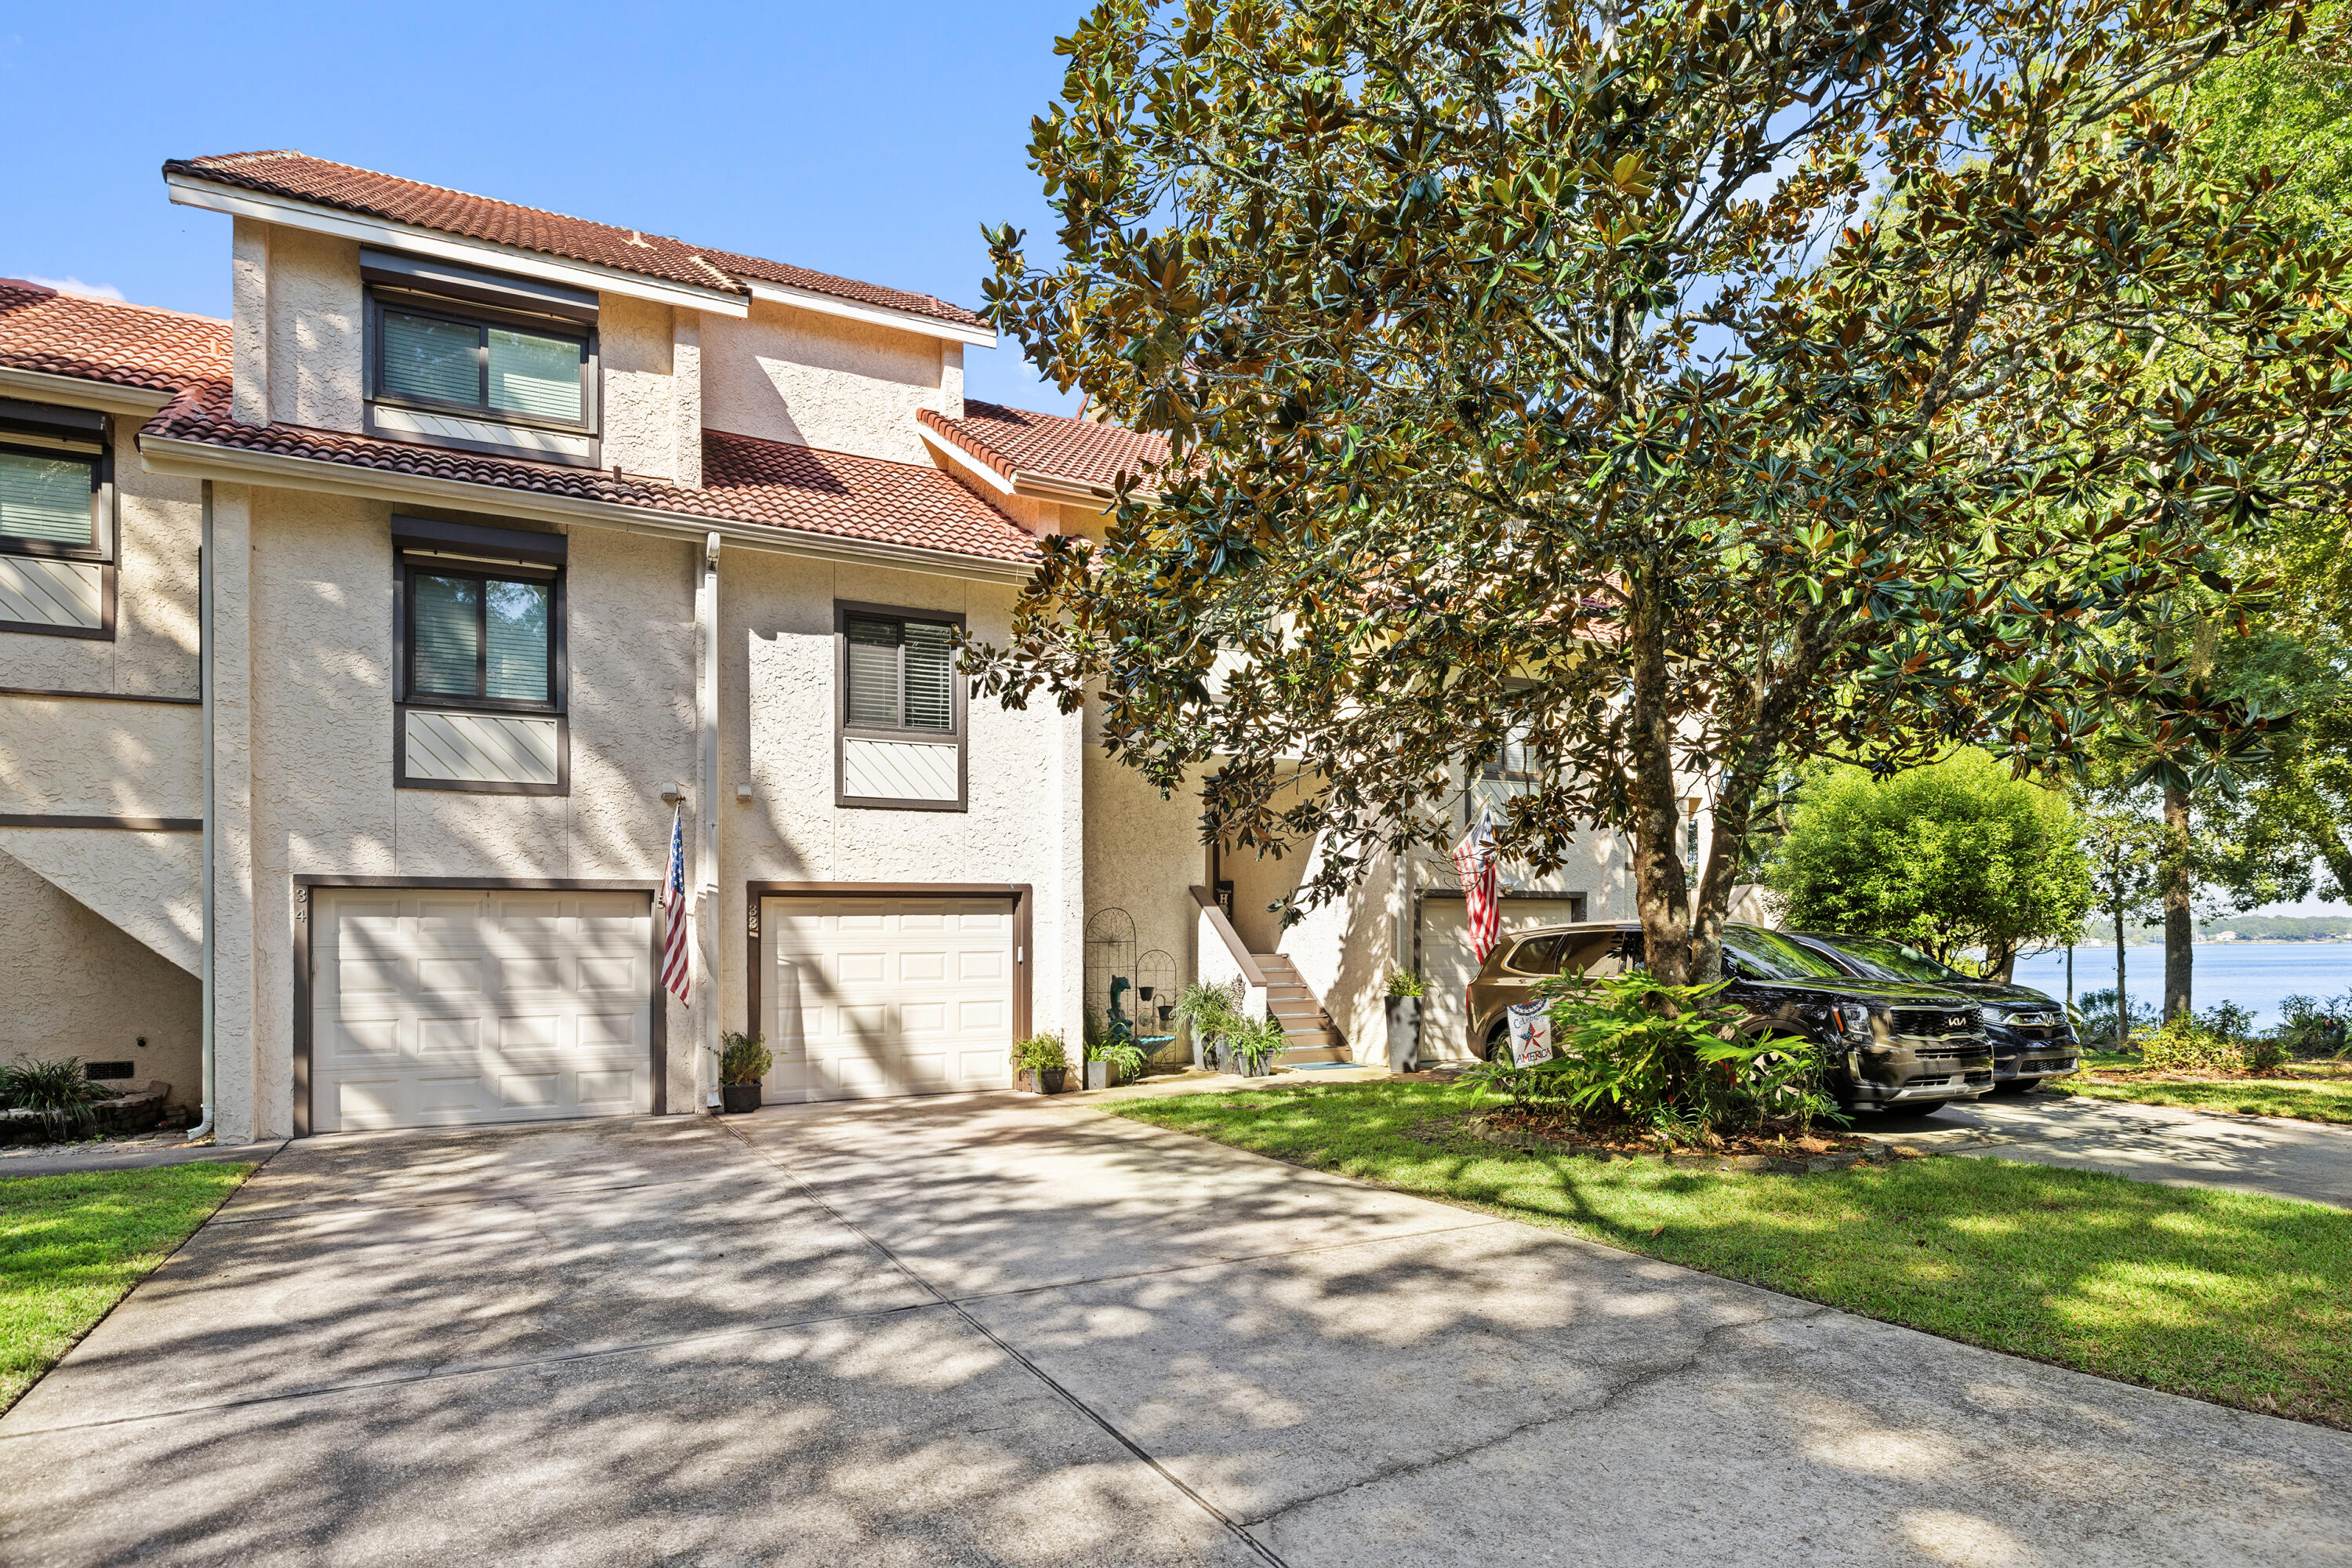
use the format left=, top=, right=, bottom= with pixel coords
left=1, top=1163, right=252, bottom=1413
left=2052, top=1056, right=2352, bottom=1126
left=1107, top=1081, right=2352, bottom=1429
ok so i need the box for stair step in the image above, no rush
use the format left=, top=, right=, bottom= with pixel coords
left=1278, top=1042, right=1350, bottom=1065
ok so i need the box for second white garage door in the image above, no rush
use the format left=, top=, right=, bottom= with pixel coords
left=310, top=887, right=655, bottom=1132
left=761, top=895, right=1016, bottom=1101
left=1417, top=894, right=1586, bottom=1060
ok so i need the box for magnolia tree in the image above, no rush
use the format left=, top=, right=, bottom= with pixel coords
left=971, top=0, right=2352, bottom=985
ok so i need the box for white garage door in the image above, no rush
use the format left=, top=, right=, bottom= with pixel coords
left=762, top=895, right=1014, bottom=1102
left=1418, top=895, right=1585, bottom=1060
left=310, top=888, right=655, bottom=1132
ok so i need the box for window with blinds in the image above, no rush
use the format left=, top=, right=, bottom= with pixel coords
left=376, top=304, right=588, bottom=427
left=841, top=612, right=959, bottom=734
left=0, top=448, right=97, bottom=549
left=407, top=567, right=555, bottom=707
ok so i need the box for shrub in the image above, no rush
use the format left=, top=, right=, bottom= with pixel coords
left=0, top=1055, right=107, bottom=1134
left=1225, top=1015, right=1286, bottom=1076
left=717, top=1032, right=772, bottom=1087
left=1465, top=974, right=1840, bottom=1145
left=1385, top=969, right=1426, bottom=1000
left=2074, top=987, right=2158, bottom=1047
left=1012, top=1033, right=1069, bottom=1073
left=2134, top=1011, right=2288, bottom=1075
left=2279, top=993, right=2352, bottom=1058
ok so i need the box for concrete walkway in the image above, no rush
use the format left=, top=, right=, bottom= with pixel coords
left=1865, top=1091, right=2352, bottom=1208
left=4, top=1100, right=2349, bottom=1566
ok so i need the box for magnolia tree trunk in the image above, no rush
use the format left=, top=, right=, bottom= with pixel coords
left=2162, top=784, right=2194, bottom=1021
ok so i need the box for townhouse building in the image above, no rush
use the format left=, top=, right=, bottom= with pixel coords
left=0, top=151, right=1660, bottom=1142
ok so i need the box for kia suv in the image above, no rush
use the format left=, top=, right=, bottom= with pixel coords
left=1781, top=931, right=2081, bottom=1093
left=1464, top=922, right=1994, bottom=1111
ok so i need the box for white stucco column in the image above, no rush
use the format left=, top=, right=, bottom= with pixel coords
left=230, top=220, right=269, bottom=428
left=206, top=484, right=258, bottom=1142
left=671, top=310, right=703, bottom=488
left=694, top=532, right=721, bottom=1107
left=942, top=341, right=965, bottom=421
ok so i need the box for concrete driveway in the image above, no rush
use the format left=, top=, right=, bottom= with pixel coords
left=4, top=1099, right=2349, bottom=1566
left=1865, top=1091, right=2352, bottom=1208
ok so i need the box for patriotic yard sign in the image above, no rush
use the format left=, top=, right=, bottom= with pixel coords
left=1450, top=807, right=1501, bottom=963
left=1506, top=1001, right=1554, bottom=1067
left=659, top=807, right=691, bottom=1004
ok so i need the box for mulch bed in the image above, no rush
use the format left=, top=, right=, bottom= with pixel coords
left=1411, top=1106, right=1918, bottom=1174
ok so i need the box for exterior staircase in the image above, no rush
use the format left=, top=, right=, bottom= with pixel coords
left=1254, top=953, right=1350, bottom=1065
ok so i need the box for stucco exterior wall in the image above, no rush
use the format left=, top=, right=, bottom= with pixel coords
left=701, top=298, right=951, bottom=465
left=598, top=294, right=678, bottom=481
left=0, top=695, right=198, bottom=817
left=0, top=827, right=200, bottom=975
left=263, top=226, right=364, bottom=434
left=1081, top=747, right=1206, bottom=1031
left=0, top=394, right=203, bottom=695
left=1279, top=837, right=1402, bottom=1061
left=723, top=550, right=1087, bottom=1070
left=0, top=850, right=200, bottom=1104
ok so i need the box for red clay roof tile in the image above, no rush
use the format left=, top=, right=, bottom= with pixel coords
left=143, top=379, right=1040, bottom=568
left=920, top=400, right=1171, bottom=493
left=0, top=278, right=230, bottom=396
left=165, top=151, right=988, bottom=331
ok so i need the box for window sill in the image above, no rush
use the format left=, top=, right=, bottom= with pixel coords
left=367, top=405, right=601, bottom=468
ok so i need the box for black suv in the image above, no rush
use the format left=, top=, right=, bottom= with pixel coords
left=1782, top=931, right=2082, bottom=1094
left=1465, top=921, right=1995, bottom=1111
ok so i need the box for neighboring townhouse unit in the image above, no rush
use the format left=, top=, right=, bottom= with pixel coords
left=0, top=150, right=1661, bottom=1143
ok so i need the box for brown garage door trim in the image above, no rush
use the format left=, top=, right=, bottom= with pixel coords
left=293, top=875, right=664, bottom=1137
left=744, top=881, right=1034, bottom=1063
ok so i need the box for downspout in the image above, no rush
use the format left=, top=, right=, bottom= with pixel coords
left=188, top=480, right=216, bottom=1142
left=699, top=531, right=722, bottom=1109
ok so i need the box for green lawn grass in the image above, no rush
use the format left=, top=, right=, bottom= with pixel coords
left=1, top=1163, right=252, bottom=1414
left=1106, top=1081, right=2352, bottom=1429
left=2049, top=1056, right=2352, bottom=1125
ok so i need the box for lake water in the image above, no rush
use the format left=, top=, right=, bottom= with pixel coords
left=2010, top=943, right=2352, bottom=1027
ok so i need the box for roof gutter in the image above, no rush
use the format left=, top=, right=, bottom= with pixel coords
left=136, top=430, right=1041, bottom=584
left=164, top=173, right=753, bottom=319
left=916, top=423, right=1159, bottom=508
left=0, top=368, right=180, bottom=418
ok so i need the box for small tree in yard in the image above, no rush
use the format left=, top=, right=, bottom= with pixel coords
left=1764, top=750, right=2092, bottom=979
left=972, top=0, right=2352, bottom=985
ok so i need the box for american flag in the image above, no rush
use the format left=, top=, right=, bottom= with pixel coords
left=1452, top=805, right=1501, bottom=963
left=659, top=807, right=691, bottom=1004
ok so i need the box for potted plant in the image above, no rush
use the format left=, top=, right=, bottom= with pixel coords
left=1013, top=1032, right=1069, bottom=1094
left=1227, top=1015, right=1285, bottom=1078
left=717, top=1031, right=771, bottom=1114
left=1086, top=1038, right=1148, bottom=1091
left=1384, top=970, right=1425, bottom=1073
left=1173, top=980, right=1245, bottom=1070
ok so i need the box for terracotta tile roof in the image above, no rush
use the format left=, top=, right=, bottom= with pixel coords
left=920, top=400, right=1171, bottom=492
left=0, top=278, right=230, bottom=397
left=143, top=379, right=1040, bottom=567
left=165, top=151, right=987, bottom=330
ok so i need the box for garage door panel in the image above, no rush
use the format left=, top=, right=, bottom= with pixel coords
left=764, top=895, right=1016, bottom=1102
left=310, top=889, right=654, bottom=1133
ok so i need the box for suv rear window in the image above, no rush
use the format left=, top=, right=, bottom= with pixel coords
left=1505, top=935, right=1565, bottom=975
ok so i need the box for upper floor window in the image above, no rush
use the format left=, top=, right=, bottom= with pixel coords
left=360, top=249, right=600, bottom=466
left=837, top=602, right=967, bottom=811
left=393, top=514, right=568, bottom=796
left=379, top=305, right=590, bottom=429
left=0, top=399, right=112, bottom=641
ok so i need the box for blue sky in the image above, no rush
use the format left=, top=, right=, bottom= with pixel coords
left=0, top=0, right=1087, bottom=412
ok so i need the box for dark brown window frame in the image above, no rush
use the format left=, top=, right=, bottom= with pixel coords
left=833, top=599, right=969, bottom=813
left=392, top=527, right=570, bottom=797
left=0, top=419, right=116, bottom=643
left=362, top=287, right=602, bottom=468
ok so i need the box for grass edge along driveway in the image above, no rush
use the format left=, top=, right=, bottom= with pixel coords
left=2, top=1162, right=255, bottom=1414
left=1104, top=1081, right=2352, bottom=1431
left=2050, top=1054, right=2352, bottom=1126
